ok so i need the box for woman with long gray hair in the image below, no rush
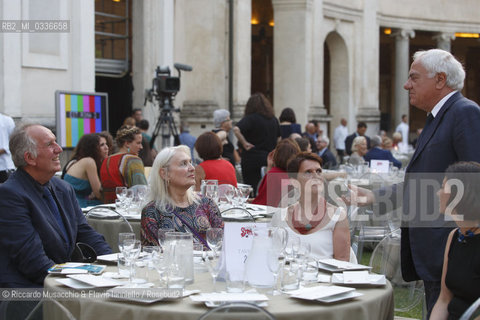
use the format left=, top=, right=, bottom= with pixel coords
left=141, top=145, right=223, bottom=247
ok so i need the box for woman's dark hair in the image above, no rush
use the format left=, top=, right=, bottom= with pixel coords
left=244, top=92, right=274, bottom=118
left=286, top=152, right=323, bottom=177
left=116, top=125, right=141, bottom=148
left=195, top=132, right=223, bottom=160
left=99, top=131, right=114, bottom=155
left=279, top=108, right=296, bottom=123
left=273, top=139, right=300, bottom=170
left=444, top=161, right=480, bottom=221
left=62, top=133, right=103, bottom=178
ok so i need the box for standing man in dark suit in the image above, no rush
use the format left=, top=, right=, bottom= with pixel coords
left=347, top=49, right=480, bottom=317
left=0, top=124, right=111, bottom=289
left=344, top=122, right=371, bottom=155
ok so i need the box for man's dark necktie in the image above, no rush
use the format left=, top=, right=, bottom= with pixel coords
left=417, top=113, right=435, bottom=147
left=43, top=187, right=68, bottom=240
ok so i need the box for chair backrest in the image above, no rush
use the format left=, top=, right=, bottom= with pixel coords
left=85, top=206, right=134, bottom=234
left=198, top=302, right=276, bottom=320
left=25, top=299, right=76, bottom=320
left=460, top=297, right=480, bottom=320
left=369, top=232, right=425, bottom=313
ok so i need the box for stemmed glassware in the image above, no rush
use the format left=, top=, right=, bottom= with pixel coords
left=122, top=239, right=141, bottom=285
left=206, top=228, right=223, bottom=256
left=123, top=188, right=135, bottom=213
left=136, top=185, right=149, bottom=204
left=237, top=185, right=253, bottom=208
left=224, top=186, right=237, bottom=206
left=204, top=251, right=222, bottom=292
left=285, top=236, right=301, bottom=261
left=266, top=248, right=283, bottom=295
left=157, top=228, right=175, bottom=253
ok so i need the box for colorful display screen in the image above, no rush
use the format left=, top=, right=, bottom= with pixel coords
left=55, top=91, right=109, bottom=148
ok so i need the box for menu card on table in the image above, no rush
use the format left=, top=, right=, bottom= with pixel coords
left=223, top=222, right=268, bottom=281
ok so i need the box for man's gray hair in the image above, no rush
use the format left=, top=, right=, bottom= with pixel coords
left=413, top=49, right=465, bottom=91
left=319, top=135, right=330, bottom=146
left=9, top=123, right=38, bottom=168
left=370, top=135, right=382, bottom=148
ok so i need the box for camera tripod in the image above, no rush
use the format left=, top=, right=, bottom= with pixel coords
left=150, top=98, right=180, bottom=149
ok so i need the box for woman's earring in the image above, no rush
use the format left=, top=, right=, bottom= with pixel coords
left=127, top=147, right=131, bottom=153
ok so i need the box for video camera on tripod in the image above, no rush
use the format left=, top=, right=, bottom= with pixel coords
left=145, top=63, right=192, bottom=148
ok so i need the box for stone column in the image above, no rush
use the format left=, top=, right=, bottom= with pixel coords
left=131, top=0, right=173, bottom=112
left=231, top=0, right=251, bottom=121
left=357, top=0, right=381, bottom=137
left=272, top=0, right=313, bottom=126
left=0, top=0, right=22, bottom=117
left=393, top=29, right=415, bottom=130
left=433, top=32, right=455, bottom=52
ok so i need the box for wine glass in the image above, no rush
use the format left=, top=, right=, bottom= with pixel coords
left=116, top=187, right=127, bottom=202
left=136, top=185, right=149, bottom=204
left=205, top=184, right=219, bottom=204
left=237, top=184, right=253, bottom=208
left=204, top=251, right=222, bottom=292
left=157, top=228, right=174, bottom=252
left=118, top=232, right=136, bottom=253
left=123, top=188, right=135, bottom=213
left=224, top=186, right=238, bottom=206
left=206, top=228, right=223, bottom=256
left=152, top=249, right=167, bottom=287
left=122, top=239, right=141, bottom=285
left=286, top=236, right=300, bottom=261
left=266, top=248, right=283, bottom=295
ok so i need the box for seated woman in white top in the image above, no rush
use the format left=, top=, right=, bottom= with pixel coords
left=271, top=152, right=350, bottom=261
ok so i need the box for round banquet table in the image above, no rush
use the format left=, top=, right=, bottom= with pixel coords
left=43, top=266, right=394, bottom=320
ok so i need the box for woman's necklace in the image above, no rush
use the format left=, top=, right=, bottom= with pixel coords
left=290, top=199, right=327, bottom=234
left=457, top=227, right=480, bottom=243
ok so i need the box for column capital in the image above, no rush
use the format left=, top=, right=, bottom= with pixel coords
left=432, top=32, right=456, bottom=43
left=271, top=0, right=313, bottom=11
left=392, top=29, right=415, bottom=40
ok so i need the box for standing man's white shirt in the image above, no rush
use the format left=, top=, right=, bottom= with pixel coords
left=0, top=113, right=15, bottom=171
left=395, top=121, right=409, bottom=153
left=333, top=124, right=348, bottom=151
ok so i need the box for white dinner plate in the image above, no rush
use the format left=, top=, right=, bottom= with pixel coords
left=316, top=291, right=363, bottom=303
left=331, top=273, right=386, bottom=287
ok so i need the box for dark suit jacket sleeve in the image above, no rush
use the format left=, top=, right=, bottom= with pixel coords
left=389, top=153, right=402, bottom=169
left=452, top=103, right=480, bottom=160
left=0, top=187, right=55, bottom=285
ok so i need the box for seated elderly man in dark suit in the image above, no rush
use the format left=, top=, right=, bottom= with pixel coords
left=0, top=124, right=111, bottom=289
left=316, top=135, right=337, bottom=169
left=364, top=135, right=402, bottom=169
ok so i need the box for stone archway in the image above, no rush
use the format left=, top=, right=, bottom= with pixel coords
left=324, top=31, right=349, bottom=137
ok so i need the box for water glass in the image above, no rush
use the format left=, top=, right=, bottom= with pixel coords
left=226, top=271, right=244, bottom=293
left=143, top=246, right=160, bottom=283
left=123, top=239, right=141, bottom=284
left=280, top=259, right=301, bottom=291
left=201, top=180, right=218, bottom=196
left=117, top=253, right=130, bottom=277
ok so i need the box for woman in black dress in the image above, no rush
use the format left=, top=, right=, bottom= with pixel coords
left=233, top=93, right=280, bottom=194
left=431, top=161, right=480, bottom=320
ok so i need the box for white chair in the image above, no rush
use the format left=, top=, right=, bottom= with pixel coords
left=25, top=298, right=76, bottom=320
left=84, top=206, right=134, bottom=234
left=459, top=297, right=480, bottom=320
left=198, top=302, right=276, bottom=320
left=369, top=231, right=425, bottom=315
